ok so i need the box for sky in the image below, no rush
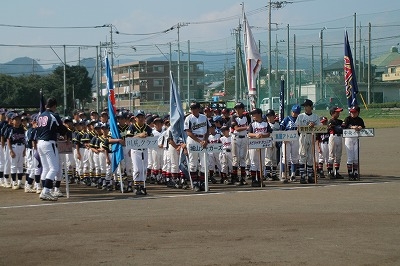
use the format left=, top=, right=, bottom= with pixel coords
left=1, top=0, right=400, bottom=69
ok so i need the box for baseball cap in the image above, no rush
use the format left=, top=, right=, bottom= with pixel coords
left=146, top=116, right=154, bottom=124
left=190, top=102, right=201, bottom=109
left=213, top=115, right=223, bottom=122
left=134, top=109, right=145, bottom=117
left=330, top=106, right=343, bottom=114
left=153, top=117, right=163, bottom=123
left=265, top=109, right=275, bottom=117
left=250, top=108, right=262, bottom=115
left=301, top=99, right=313, bottom=107
left=320, top=116, right=328, bottom=123
left=220, top=125, right=229, bottom=131
left=62, top=116, right=72, bottom=123
left=234, top=102, right=245, bottom=109
left=349, top=106, right=360, bottom=113
left=101, top=111, right=108, bottom=116
left=94, top=122, right=102, bottom=129
left=291, top=104, right=301, bottom=114
left=100, top=122, right=110, bottom=129
left=30, top=113, right=38, bottom=122
left=11, top=113, right=20, bottom=120
left=6, top=112, right=14, bottom=119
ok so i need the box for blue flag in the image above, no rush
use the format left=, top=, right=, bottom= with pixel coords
left=344, top=31, right=359, bottom=108
left=169, top=71, right=186, bottom=144
left=105, top=53, right=124, bottom=173
left=169, top=71, right=189, bottom=178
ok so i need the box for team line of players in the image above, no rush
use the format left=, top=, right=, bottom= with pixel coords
left=0, top=98, right=365, bottom=198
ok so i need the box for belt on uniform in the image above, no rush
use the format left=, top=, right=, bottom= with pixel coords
left=194, top=134, right=204, bottom=138
left=236, top=135, right=246, bottom=138
left=12, top=143, right=24, bottom=146
left=331, top=134, right=341, bottom=136
left=225, top=149, right=231, bottom=152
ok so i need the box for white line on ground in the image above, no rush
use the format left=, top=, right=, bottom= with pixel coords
left=0, top=181, right=390, bottom=210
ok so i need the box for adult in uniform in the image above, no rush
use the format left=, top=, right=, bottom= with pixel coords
left=184, top=102, right=210, bottom=191
left=36, top=98, right=67, bottom=201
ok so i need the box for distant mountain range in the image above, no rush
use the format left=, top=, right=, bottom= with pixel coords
left=0, top=52, right=327, bottom=80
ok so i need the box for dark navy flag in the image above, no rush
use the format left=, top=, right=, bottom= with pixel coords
left=169, top=71, right=189, bottom=178
left=39, top=90, right=46, bottom=113
left=344, top=31, right=359, bottom=108
left=105, top=52, right=124, bottom=173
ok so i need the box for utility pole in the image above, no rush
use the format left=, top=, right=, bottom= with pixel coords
left=187, top=40, right=190, bottom=106
left=286, top=24, right=290, bottom=108
left=320, top=28, right=325, bottom=99
left=95, top=45, right=100, bottom=113
left=368, top=22, right=371, bottom=104
left=312, top=45, right=314, bottom=83
left=176, top=22, right=188, bottom=94
left=293, top=34, right=296, bottom=99
left=63, top=45, right=67, bottom=116
left=268, top=1, right=292, bottom=106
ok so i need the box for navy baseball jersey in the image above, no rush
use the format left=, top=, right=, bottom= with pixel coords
left=7, top=126, right=26, bottom=145
left=36, top=110, right=67, bottom=141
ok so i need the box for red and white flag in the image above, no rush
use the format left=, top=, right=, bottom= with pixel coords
left=243, top=13, right=262, bottom=97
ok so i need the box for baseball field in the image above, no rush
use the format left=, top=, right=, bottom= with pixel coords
left=0, top=127, right=399, bottom=266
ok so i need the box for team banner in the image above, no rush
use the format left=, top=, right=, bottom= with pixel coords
left=344, top=30, right=359, bottom=108
left=272, top=130, right=299, bottom=141
left=343, top=128, right=374, bottom=138
left=57, top=141, right=73, bottom=154
left=125, top=136, right=159, bottom=150
left=298, top=125, right=328, bottom=134
left=188, top=143, right=224, bottom=153
left=248, top=138, right=273, bottom=149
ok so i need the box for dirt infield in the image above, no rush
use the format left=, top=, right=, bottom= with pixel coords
left=0, top=128, right=399, bottom=266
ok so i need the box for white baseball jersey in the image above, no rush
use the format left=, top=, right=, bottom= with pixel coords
left=184, top=113, right=210, bottom=136
left=295, top=113, right=321, bottom=128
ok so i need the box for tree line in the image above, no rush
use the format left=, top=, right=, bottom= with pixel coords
left=0, top=65, right=92, bottom=113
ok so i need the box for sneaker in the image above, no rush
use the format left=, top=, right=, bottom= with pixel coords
left=319, top=171, right=325, bottom=178
left=12, top=183, right=20, bottom=190
left=209, top=176, right=217, bottom=184
left=236, top=179, right=247, bottom=186
left=335, top=173, right=344, bottom=179
left=25, top=184, right=36, bottom=193
left=39, top=190, right=58, bottom=201
left=251, top=180, right=260, bottom=187
left=4, top=181, right=12, bottom=188
left=126, top=186, right=133, bottom=193
left=290, top=175, right=296, bottom=182
left=328, top=172, right=336, bottom=179
left=52, top=190, right=64, bottom=197
left=36, top=184, right=42, bottom=194
left=300, top=177, right=307, bottom=184
left=353, top=173, right=360, bottom=181
left=308, top=177, right=315, bottom=183
left=193, top=183, right=201, bottom=192
left=282, top=178, right=289, bottom=184
left=271, top=175, right=280, bottom=181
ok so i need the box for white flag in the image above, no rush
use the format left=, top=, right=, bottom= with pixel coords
left=243, top=13, right=262, bottom=96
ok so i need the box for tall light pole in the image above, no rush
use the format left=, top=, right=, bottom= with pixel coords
left=268, top=1, right=292, bottom=105
left=320, top=27, right=326, bottom=99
